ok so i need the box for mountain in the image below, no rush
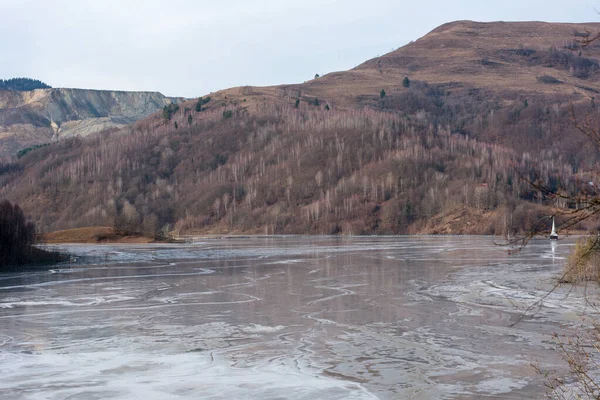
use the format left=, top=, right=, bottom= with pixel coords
left=0, top=87, right=183, bottom=158
left=1, top=21, right=599, bottom=236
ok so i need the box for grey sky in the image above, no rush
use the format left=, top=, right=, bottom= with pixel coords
left=0, top=0, right=597, bottom=97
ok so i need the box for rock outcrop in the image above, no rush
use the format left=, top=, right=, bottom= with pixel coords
left=0, top=88, right=183, bottom=158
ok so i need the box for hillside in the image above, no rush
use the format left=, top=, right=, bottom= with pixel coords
left=0, top=88, right=182, bottom=158
left=199, top=21, right=600, bottom=164
left=1, top=20, right=599, bottom=236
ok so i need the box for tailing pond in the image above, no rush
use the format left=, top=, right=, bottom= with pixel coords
left=0, top=236, right=593, bottom=399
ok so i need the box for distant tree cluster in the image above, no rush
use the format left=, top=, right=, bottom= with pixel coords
left=195, top=96, right=211, bottom=112
left=17, top=143, right=50, bottom=159
left=0, top=78, right=51, bottom=91
left=162, top=103, right=180, bottom=120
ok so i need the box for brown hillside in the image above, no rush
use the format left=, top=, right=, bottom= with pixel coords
left=187, top=21, right=600, bottom=105
left=2, top=21, right=600, bottom=236
left=145, top=21, right=600, bottom=163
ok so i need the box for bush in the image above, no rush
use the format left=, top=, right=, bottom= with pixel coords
left=380, top=89, right=386, bottom=99
left=562, top=237, right=600, bottom=282
left=537, top=75, right=562, bottom=84
left=222, top=110, right=233, bottom=119
left=403, top=77, right=410, bottom=88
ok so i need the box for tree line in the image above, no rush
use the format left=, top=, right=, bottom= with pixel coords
left=0, top=78, right=51, bottom=91
left=0, top=199, right=63, bottom=268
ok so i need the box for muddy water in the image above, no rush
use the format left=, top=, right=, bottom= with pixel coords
left=0, top=237, right=593, bottom=399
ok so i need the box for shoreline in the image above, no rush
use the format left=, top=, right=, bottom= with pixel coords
left=40, top=228, right=588, bottom=244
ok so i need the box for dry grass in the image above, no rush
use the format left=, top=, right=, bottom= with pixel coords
left=562, top=236, right=600, bottom=283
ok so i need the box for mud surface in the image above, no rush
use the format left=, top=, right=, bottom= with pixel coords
left=0, top=237, right=593, bottom=399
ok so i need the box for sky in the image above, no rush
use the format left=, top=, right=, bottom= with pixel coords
left=0, top=0, right=598, bottom=97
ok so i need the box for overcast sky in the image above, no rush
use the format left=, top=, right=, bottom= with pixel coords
left=0, top=0, right=598, bottom=97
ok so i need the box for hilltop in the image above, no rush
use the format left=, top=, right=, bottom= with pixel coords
left=0, top=78, right=51, bottom=91
left=1, top=21, right=599, bottom=236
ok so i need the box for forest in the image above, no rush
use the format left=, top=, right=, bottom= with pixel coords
left=0, top=93, right=588, bottom=237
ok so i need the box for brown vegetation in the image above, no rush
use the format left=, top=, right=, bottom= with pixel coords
left=3, top=21, right=600, bottom=237
left=0, top=101, right=583, bottom=237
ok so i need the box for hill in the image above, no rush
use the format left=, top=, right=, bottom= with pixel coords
left=203, top=21, right=600, bottom=164
left=1, top=20, right=599, bottom=236
left=0, top=88, right=183, bottom=158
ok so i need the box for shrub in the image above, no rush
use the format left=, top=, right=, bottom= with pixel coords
left=295, top=99, right=300, bottom=108
left=380, top=89, right=386, bottom=99
left=537, top=75, right=562, bottom=84
left=562, top=237, right=600, bottom=282
left=314, top=74, right=320, bottom=79
left=403, top=77, right=410, bottom=88
left=222, top=110, right=233, bottom=119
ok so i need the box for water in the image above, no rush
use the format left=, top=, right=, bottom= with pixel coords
left=0, top=236, right=594, bottom=399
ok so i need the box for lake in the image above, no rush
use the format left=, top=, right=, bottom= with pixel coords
left=0, top=236, right=593, bottom=399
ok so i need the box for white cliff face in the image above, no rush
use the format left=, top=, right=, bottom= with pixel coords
left=0, top=88, right=183, bottom=158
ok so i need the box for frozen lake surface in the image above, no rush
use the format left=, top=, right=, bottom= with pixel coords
left=0, top=236, right=595, bottom=399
